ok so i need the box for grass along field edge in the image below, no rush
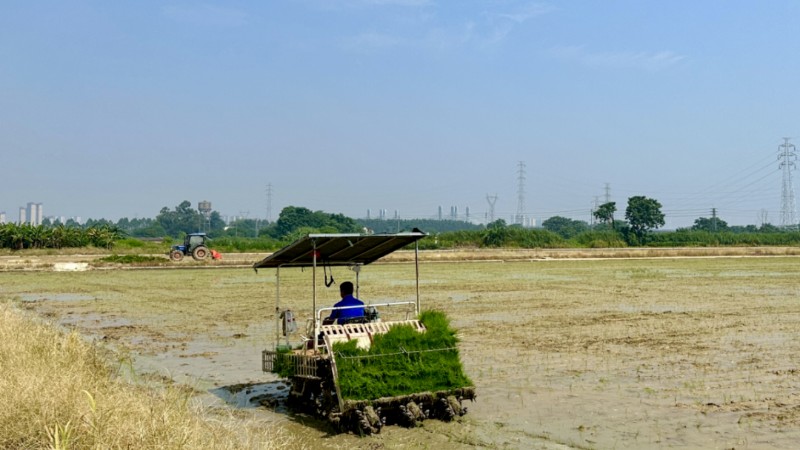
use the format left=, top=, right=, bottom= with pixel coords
left=0, top=303, right=295, bottom=450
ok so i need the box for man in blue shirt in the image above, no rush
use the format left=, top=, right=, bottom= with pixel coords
left=326, top=281, right=365, bottom=325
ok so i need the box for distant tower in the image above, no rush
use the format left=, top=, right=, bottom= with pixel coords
left=711, top=207, right=718, bottom=232
left=515, top=161, right=526, bottom=226
left=25, top=203, right=41, bottom=225
left=465, top=206, right=470, bottom=222
left=438, top=206, right=442, bottom=221
left=604, top=182, right=611, bottom=204
left=778, top=137, right=797, bottom=228
left=759, top=209, right=769, bottom=226
left=266, top=183, right=273, bottom=223
left=198, top=201, right=212, bottom=232
left=0, top=211, right=5, bottom=224
left=486, top=194, right=498, bottom=222
left=18, top=207, right=26, bottom=225
left=26, top=202, right=40, bottom=226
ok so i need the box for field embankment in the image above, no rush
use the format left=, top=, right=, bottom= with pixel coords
left=1, top=245, right=799, bottom=272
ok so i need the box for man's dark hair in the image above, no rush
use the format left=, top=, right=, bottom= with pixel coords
left=340, top=281, right=354, bottom=296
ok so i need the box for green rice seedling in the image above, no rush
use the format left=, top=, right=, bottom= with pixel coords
left=334, top=310, right=472, bottom=400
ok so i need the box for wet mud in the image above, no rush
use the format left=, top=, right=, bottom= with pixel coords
left=6, top=255, right=800, bottom=449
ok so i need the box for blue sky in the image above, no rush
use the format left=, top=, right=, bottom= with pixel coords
left=2, top=1, right=799, bottom=229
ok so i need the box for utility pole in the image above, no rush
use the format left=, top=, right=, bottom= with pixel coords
left=237, top=210, right=250, bottom=238
left=711, top=207, right=718, bottom=232
left=516, top=161, right=526, bottom=226
left=779, top=138, right=797, bottom=229
left=266, top=183, right=273, bottom=223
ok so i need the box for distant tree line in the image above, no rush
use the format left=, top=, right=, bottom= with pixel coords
left=492, top=195, right=800, bottom=249
left=358, top=218, right=481, bottom=234
left=0, top=223, right=122, bottom=250
left=4, top=196, right=799, bottom=251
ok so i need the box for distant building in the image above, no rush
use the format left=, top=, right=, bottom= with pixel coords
left=25, top=202, right=43, bottom=226
left=14, top=203, right=45, bottom=225
left=26, top=203, right=35, bottom=225
left=0, top=211, right=6, bottom=224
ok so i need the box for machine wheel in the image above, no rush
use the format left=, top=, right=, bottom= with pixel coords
left=354, top=405, right=383, bottom=435
left=192, top=246, right=209, bottom=261
left=169, top=250, right=184, bottom=261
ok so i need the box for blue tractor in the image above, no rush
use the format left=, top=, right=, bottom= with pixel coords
left=169, top=232, right=212, bottom=261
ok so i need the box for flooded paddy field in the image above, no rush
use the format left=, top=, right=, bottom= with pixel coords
left=3, top=255, right=800, bottom=449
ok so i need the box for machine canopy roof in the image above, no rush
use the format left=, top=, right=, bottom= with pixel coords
left=253, top=231, right=426, bottom=269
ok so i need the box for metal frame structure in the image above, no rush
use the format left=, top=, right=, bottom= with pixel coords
left=254, top=231, right=426, bottom=352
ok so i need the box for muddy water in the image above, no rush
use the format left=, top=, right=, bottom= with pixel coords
left=8, top=256, right=800, bottom=449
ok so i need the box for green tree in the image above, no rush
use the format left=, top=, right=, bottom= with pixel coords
left=593, top=202, right=617, bottom=229
left=481, top=219, right=509, bottom=247
left=9, top=225, right=27, bottom=250
left=541, top=216, right=589, bottom=239
left=88, top=224, right=124, bottom=249
left=759, top=223, right=781, bottom=233
left=691, top=217, right=729, bottom=232
left=358, top=218, right=480, bottom=234
left=729, top=224, right=758, bottom=233
left=274, top=206, right=320, bottom=238
left=625, top=196, right=665, bottom=243
left=224, top=218, right=261, bottom=238
left=156, top=201, right=205, bottom=237
left=272, top=206, right=360, bottom=239
left=208, top=211, right=226, bottom=235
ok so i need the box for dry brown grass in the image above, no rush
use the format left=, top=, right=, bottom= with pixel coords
left=0, top=303, right=295, bottom=450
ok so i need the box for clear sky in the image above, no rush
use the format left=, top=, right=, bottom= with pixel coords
left=3, top=1, right=800, bottom=229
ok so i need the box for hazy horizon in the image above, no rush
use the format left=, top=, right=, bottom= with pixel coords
left=3, top=1, right=799, bottom=229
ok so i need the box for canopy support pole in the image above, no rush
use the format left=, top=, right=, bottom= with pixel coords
left=415, top=240, right=420, bottom=316
left=312, top=240, right=318, bottom=351
left=275, top=266, right=280, bottom=349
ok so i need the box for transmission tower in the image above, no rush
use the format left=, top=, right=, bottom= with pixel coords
left=711, top=207, right=718, bottom=232
left=604, top=182, right=611, bottom=204
left=515, top=161, right=526, bottom=226
left=486, top=194, right=498, bottom=222
left=266, top=183, right=273, bottom=223
left=759, top=209, right=768, bottom=227
left=778, top=137, right=797, bottom=228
